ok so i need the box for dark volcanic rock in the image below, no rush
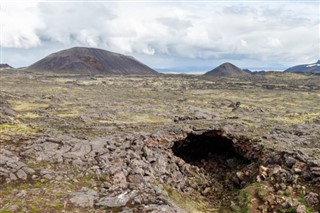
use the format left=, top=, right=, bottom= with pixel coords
left=204, top=62, right=250, bottom=77
left=285, top=60, right=320, bottom=73
left=28, top=47, right=158, bottom=75
left=0, top=94, right=16, bottom=123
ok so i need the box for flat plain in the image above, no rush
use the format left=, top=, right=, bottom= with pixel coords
left=1, top=69, right=320, bottom=212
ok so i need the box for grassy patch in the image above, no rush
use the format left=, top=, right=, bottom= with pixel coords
left=0, top=122, right=39, bottom=140
left=11, top=101, right=49, bottom=112
left=297, top=190, right=316, bottom=213
left=26, top=160, right=51, bottom=170
left=0, top=178, right=72, bottom=212
left=98, top=114, right=171, bottom=124
left=163, top=184, right=215, bottom=213
left=78, top=172, right=109, bottom=188
left=19, top=112, right=42, bottom=119
left=237, top=190, right=251, bottom=213
left=56, top=110, right=80, bottom=117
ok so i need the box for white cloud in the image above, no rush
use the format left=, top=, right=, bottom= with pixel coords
left=1, top=1, right=319, bottom=69
left=240, top=40, right=248, bottom=47
left=2, top=3, right=45, bottom=48
left=267, top=37, right=282, bottom=48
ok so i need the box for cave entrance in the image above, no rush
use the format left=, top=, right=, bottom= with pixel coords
left=172, top=130, right=252, bottom=186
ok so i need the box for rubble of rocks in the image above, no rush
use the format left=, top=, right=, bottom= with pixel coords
left=0, top=149, right=35, bottom=182
left=1, top=127, right=319, bottom=212
left=0, top=93, right=16, bottom=124
left=229, top=148, right=320, bottom=212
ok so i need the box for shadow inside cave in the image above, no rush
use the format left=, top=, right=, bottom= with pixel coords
left=172, top=130, right=252, bottom=184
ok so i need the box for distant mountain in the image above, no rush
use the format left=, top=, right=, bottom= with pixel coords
left=242, top=69, right=252, bottom=74
left=204, top=62, right=251, bottom=77
left=28, top=47, right=157, bottom=75
left=253, top=71, right=267, bottom=75
left=285, top=60, right=320, bottom=73
left=0, top=64, right=13, bottom=70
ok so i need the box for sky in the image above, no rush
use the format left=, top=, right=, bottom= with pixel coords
left=1, top=0, right=320, bottom=73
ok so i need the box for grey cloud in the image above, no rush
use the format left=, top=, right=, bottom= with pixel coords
left=2, top=2, right=319, bottom=70
left=217, top=53, right=254, bottom=60
left=223, top=5, right=256, bottom=14
left=157, top=17, right=192, bottom=30
left=36, top=3, right=116, bottom=45
left=260, top=5, right=315, bottom=27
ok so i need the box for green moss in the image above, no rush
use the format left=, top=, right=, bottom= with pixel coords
left=256, top=186, right=268, bottom=199
left=20, top=112, right=41, bottom=119
left=98, top=113, right=171, bottom=124
left=76, top=172, right=109, bottom=188
left=11, top=101, right=49, bottom=112
left=56, top=109, right=80, bottom=117
left=49, top=203, right=64, bottom=211
left=0, top=210, right=12, bottom=213
left=163, top=184, right=216, bottom=213
left=0, top=122, right=39, bottom=141
left=226, top=182, right=266, bottom=213
left=274, top=206, right=297, bottom=213
left=297, top=190, right=316, bottom=213
left=236, top=190, right=251, bottom=213
left=26, top=160, right=50, bottom=169
left=0, top=178, right=73, bottom=211
left=33, top=181, right=48, bottom=188
left=0, top=123, right=35, bottom=133
left=28, top=204, right=39, bottom=213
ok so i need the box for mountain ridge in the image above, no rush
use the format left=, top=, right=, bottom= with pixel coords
left=285, top=60, right=320, bottom=73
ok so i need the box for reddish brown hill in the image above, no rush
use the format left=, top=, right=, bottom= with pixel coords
left=28, top=47, right=157, bottom=75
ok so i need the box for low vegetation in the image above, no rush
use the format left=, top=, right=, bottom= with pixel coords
left=0, top=69, right=319, bottom=212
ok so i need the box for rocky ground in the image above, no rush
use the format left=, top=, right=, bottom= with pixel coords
left=0, top=69, right=320, bottom=212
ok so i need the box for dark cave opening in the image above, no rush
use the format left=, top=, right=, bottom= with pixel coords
left=172, top=130, right=252, bottom=186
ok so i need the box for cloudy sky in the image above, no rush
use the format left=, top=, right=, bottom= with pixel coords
left=1, top=0, right=319, bottom=72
